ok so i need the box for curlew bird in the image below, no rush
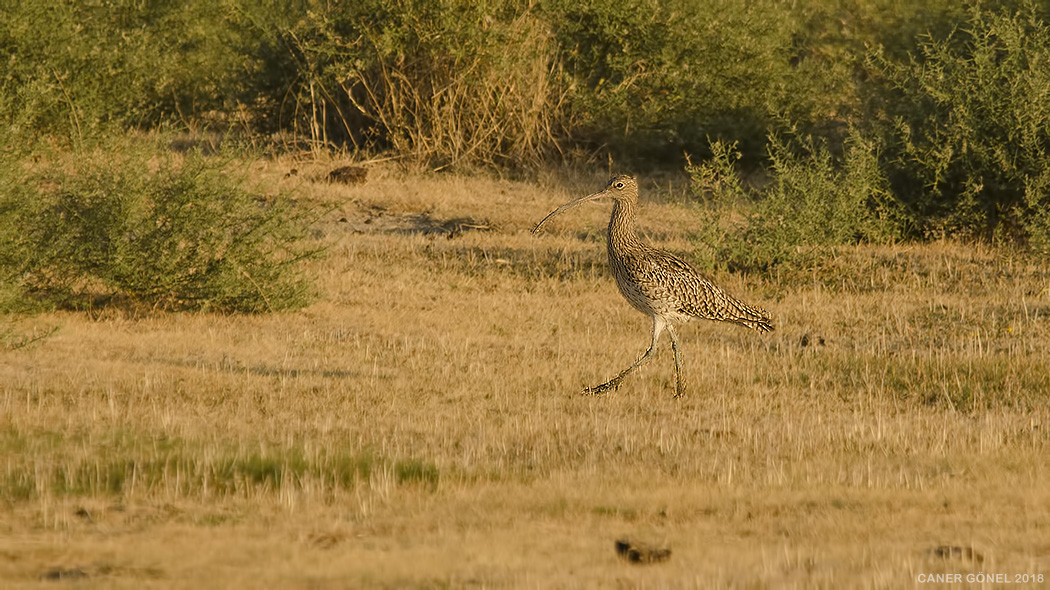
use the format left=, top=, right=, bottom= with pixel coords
left=532, top=174, right=773, bottom=398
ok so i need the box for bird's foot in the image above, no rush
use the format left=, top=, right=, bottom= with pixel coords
left=672, top=383, right=687, bottom=399
left=583, top=379, right=621, bottom=396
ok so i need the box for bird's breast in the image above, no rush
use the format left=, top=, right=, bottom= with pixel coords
left=607, top=252, right=658, bottom=315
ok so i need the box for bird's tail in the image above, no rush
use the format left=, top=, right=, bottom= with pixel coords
left=726, top=298, right=774, bottom=333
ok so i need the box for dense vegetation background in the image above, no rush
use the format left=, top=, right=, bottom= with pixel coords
left=2, top=0, right=1050, bottom=310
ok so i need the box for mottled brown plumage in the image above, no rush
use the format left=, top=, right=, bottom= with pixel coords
left=532, top=174, right=773, bottom=397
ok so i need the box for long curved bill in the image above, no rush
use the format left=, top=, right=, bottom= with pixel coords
left=531, top=189, right=608, bottom=234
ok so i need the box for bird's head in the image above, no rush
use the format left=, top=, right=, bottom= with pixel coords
left=532, top=174, right=638, bottom=234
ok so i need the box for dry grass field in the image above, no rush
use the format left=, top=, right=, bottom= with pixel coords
left=2, top=159, right=1049, bottom=588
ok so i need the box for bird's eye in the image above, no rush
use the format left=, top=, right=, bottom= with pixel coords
left=615, top=182, right=624, bottom=189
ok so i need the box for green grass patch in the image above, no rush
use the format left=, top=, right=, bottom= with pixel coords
left=394, top=458, right=440, bottom=490
left=0, top=431, right=440, bottom=502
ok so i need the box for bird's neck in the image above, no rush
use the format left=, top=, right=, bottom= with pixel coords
left=607, top=199, right=643, bottom=253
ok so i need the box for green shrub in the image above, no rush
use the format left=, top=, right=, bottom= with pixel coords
left=691, top=2, right=1050, bottom=266
left=862, top=3, right=1050, bottom=248
left=542, top=0, right=843, bottom=164
left=690, top=131, right=904, bottom=271
left=0, top=2, right=251, bottom=146
left=239, top=0, right=568, bottom=168
left=0, top=139, right=319, bottom=313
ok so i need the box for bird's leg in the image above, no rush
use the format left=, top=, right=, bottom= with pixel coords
left=666, top=323, right=686, bottom=398
left=584, top=316, right=665, bottom=396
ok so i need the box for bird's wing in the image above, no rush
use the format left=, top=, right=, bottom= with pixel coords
left=634, top=249, right=774, bottom=332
